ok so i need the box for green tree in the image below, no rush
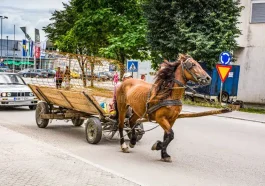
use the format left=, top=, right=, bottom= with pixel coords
left=44, top=0, right=149, bottom=85
left=73, top=0, right=149, bottom=78
left=143, top=0, right=243, bottom=69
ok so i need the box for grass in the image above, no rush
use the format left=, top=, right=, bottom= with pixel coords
left=183, top=98, right=265, bottom=115
left=86, top=86, right=113, bottom=98
left=239, top=108, right=265, bottom=115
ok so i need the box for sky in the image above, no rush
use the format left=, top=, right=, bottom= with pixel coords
left=0, top=0, right=69, bottom=42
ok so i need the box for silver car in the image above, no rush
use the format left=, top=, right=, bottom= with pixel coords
left=0, top=73, right=38, bottom=110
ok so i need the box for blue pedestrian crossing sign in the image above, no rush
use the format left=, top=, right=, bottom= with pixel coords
left=127, top=60, right=138, bottom=72
left=219, top=52, right=232, bottom=65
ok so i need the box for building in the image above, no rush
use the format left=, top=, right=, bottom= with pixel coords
left=234, top=0, right=265, bottom=105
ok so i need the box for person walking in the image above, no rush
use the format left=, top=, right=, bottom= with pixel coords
left=113, top=71, right=119, bottom=85
left=64, top=66, right=71, bottom=90
left=109, top=72, right=132, bottom=120
left=55, top=67, right=63, bottom=89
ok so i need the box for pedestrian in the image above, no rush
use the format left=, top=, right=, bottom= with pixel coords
left=140, top=74, right=146, bottom=81
left=55, top=67, right=63, bottom=89
left=113, top=71, right=119, bottom=85
left=109, top=72, right=132, bottom=120
left=64, top=66, right=71, bottom=90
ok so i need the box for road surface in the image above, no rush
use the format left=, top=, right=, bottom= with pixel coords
left=1, top=107, right=265, bottom=186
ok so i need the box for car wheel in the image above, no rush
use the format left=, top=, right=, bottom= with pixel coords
left=219, top=92, right=229, bottom=103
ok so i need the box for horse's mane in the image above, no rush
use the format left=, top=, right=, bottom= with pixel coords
left=154, top=61, right=181, bottom=100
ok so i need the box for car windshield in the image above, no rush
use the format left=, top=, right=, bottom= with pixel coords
left=0, top=74, right=25, bottom=85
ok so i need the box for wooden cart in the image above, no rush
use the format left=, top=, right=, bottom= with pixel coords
left=28, top=84, right=144, bottom=144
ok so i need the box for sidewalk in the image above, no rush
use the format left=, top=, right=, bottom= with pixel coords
left=0, top=126, right=139, bottom=186
left=182, top=105, right=265, bottom=123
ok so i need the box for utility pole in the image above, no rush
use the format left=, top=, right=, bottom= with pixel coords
left=6, top=36, right=8, bottom=60
left=0, top=16, right=8, bottom=60
left=13, top=25, right=15, bottom=73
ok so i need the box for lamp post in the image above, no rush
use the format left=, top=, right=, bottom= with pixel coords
left=0, top=16, right=8, bottom=60
left=6, top=36, right=8, bottom=60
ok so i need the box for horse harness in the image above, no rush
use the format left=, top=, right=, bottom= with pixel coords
left=142, top=58, right=200, bottom=121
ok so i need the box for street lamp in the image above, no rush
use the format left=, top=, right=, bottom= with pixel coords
left=6, top=36, right=8, bottom=60
left=0, top=16, right=8, bottom=60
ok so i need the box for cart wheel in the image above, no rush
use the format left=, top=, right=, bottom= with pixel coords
left=71, top=118, right=84, bottom=127
left=85, top=117, right=102, bottom=144
left=127, top=122, right=144, bottom=142
left=35, top=102, right=49, bottom=128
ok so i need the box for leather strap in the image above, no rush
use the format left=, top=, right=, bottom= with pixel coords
left=147, top=99, right=182, bottom=115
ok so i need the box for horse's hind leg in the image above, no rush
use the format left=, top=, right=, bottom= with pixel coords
left=128, top=113, right=140, bottom=148
left=118, top=106, right=129, bottom=153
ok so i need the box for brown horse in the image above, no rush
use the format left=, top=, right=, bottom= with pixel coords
left=115, top=54, right=226, bottom=162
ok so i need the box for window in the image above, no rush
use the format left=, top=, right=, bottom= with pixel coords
left=251, top=1, right=265, bottom=23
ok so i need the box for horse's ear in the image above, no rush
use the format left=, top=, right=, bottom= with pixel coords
left=178, top=53, right=186, bottom=61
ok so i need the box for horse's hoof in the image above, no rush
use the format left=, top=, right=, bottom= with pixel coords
left=151, top=141, right=160, bottom=151
left=122, top=147, right=130, bottom=153
left=129, top=142, right=135, bottom=148
left=160, top=157, right=172, bottom=163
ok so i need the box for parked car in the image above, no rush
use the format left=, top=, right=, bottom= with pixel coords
left=0, top=72, right=38, bottom=109
left=71, top=70, right=80, bottom=79
left=36, top=69, right=48, bottom=78
left=100, top=71, right=114, bottom=80
left=17, top=69, right=47, bottom=78
left=0, top=66, right=12, bottom=72
left=96, top=72, right=110, bottom=81
left=80, top=71, right=97, bottom=80
left=42, top=69, right=56, bottom=78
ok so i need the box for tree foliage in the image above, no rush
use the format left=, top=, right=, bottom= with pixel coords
left=142, top=0, right=244, bottom=69
left=43, top=0, right=149, bottom=83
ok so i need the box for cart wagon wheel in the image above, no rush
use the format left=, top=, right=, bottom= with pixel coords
left=127, top=122, right=144, bottom=142
left=85, top=117, right=102, bottom=144
left=71, top=118, right=85, bottom=127
left=35, top=102, right=49, bottom=128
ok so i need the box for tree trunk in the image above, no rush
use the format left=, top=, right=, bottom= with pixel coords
left=81, top=59, right=87, bottom=87
left=119, top=63, right=125, bottom=81
left=90, top=62, right=94, bottom=87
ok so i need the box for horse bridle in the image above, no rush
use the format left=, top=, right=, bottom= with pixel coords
left=172, top=58, right=201, bottom=94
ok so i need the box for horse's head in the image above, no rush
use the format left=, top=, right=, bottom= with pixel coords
left=177, top=54, right=211, bottom=86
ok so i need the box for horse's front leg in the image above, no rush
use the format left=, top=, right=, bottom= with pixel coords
left=151, top=118, right=174, bottom=162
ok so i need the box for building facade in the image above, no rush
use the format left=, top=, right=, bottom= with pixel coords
left=235, top=0, right=265, bottom=104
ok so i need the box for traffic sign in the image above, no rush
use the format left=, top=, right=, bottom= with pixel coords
left=216, top=64, right=232, bottom=83
left=127, top=60, right=138, bottom=72
left=219, top=52, right=232, bottom=65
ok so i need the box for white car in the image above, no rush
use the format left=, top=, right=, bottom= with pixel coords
left=0, top=73, right=38, bottom=110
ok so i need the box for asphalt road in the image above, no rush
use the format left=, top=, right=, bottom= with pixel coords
left=1, top=107, right=265, bottom=186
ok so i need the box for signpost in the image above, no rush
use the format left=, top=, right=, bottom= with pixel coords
left=127, top=60, right=138, bottom=78
left=217, top=52, right=232, bottom=103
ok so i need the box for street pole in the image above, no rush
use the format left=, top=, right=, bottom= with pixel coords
left=219, top=82, right=223, bottom=103
left=6, top=36, right=8, bottom=60
left=13, top=25, right=15, bottom=73
left=0, top=16, right=8, bottom=60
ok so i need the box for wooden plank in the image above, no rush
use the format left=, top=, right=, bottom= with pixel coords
left=58, top=91, right=74, bottom=109
left=27, top=84, right=45, bottom=101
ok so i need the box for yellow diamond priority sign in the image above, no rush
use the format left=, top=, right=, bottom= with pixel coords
left=216, top=64, right=232, bottom=83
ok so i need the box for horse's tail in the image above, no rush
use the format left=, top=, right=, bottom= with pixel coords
left=178, top=108, right=232, bottom=118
